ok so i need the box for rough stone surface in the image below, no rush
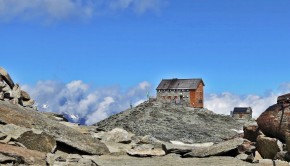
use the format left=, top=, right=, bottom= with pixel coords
left=253, top=151, right=263, bottom=163
left=258, top=159, right=289, bottom=166
left=0, top=144, right=46, bottom=165
left=164, top=141, right=214, bottom=155
left=47, top=153, right=98, bottom=166
left=0, top=67, right=15, bottom=89
left=102, top=128, right=133, bottom=144
left=243, top=121, right=261, bottom=142
left=127, top=143, right=167, bottom=157
left=237, top=140, right=256, bottom=154
left=256, top=135, right=283, bottom=159
left=0, top=124, right=30, bottom=139
left=286, top=133, right=290, bottom=152
left=17, top=130, right=57, bottom=153
left=183, top=138, right=245, bottom=158
left=102, top=141, right=133, bottom=155
left=86, top=155, right=255, bottom=166
left=257, top=104, right=290, bottom=142
left=0, top=153, right=17, bottom=163
left=236, top=153, right=254, bottom=162
left=95, top=101, right=245, bottom=144
left=20, top=90, right=30, bottom=101
left=0, top=100, right=109, bottom=155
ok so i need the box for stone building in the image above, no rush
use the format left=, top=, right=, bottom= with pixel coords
left=231, top=107, right=252, bottom=120
left=156, top=78, right=205, bottom=108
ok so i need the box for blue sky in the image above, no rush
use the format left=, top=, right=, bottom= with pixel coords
left=0, top=0, right=290, bottom=123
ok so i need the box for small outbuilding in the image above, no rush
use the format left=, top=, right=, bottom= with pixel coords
left=231, top=107, right=252, bottom=120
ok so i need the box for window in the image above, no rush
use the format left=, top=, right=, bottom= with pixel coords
left=199, top=100, right=203, bottom=103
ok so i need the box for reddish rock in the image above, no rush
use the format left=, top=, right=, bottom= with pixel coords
left=256, top=104, right=290, bottom=142
left=0, top=144, right=46, bottom=165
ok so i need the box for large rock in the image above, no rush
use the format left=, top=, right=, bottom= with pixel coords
left=0, top=153, right=17, bottom=164
left=127, top=143, right=167, bottom=157
left=256, top=135, right=283, bottom=159
left=183, top=138, right=245, bottom=158
left=17, top=131, right=57, bottom=153
left=243, top=121, right=261, bottom=142
left=0, top=144, right=46, bottom=165
left=47, top=153, right=98, bottom=166
left=164, top=141, right=214, bottom=155
left=102, top=128, right=133, bottom=144
left=0, top=124, right=56, bottom=153
left=0, top=67, right=14, bottom=89
left=258, top=159, right=289, bottom=166
left=0, top=100, right=109, bottom=155
left=95, top=101, right=244, bottom=144
left=256, top=104, right=290, bottom=142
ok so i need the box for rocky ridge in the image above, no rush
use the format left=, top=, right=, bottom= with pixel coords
left=1, top=66, right=289, bottom=165
left=95, top=101, right=244, bottom=144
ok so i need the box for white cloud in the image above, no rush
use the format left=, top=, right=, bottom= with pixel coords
left=0, top=0, right=167, bottom=22
left=22, top=80, right=151, bottom=125
left=22, top=79, right=290, bottom=125
left=85, top=96, right=115, bottom=125
left=109, top=0, right=166, bottom=14
left=204, top=88, right=288, bottom=118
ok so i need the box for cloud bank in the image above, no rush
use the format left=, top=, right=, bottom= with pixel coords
left=205, top=83, right=290, bottom=118
left=22, top=80, right=290, bottom=125
left=22, top=80, right=151, bottom=125
left=0, top=0, right=167, bottom=22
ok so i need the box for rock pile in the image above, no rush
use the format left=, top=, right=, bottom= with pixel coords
left=0, top=100, right=109, bottom=165
left=95, top=101, right=245, bottom=144
left=0, top=67, right=35, bottom=108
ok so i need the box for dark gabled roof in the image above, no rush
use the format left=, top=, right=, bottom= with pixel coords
left=156, top=78, right=204, bottom=90
left=233, top=107, right=252, bottom=114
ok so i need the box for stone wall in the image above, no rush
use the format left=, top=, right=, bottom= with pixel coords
left=156, top=82, right=204, bottom=108
left=232, top=113, right=252, bottom=120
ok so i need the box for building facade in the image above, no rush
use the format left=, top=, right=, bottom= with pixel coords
left=156, top=78, right=205, bottom=108
left=231, top=107, right=252, bottom=120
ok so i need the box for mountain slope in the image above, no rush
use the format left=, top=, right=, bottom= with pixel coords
left=95, top=101, right=244, bottom=144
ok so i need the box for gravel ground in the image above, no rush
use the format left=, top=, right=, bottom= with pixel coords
left=90, top=154, right=257, bottom=166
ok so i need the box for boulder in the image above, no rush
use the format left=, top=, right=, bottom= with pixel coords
left=102, top=141, right=133, bottom=154
left=47, top=153, right=98, bottom=166
left=164, top=141, right=214, bottom=155
left=0, top=124, right=56, bottom=153
left=0, top=124, right=30, bottom=139
left=253, top=151, right=263, bottom=163
left=237, top=140, right=256, bottom=154
left=92, top=131, right=106, bottom=140
left=235, top=153, right=254, bottom=162
left=258, top=159, right=289, bottom=166
left=0, top=67, right=15, bottom=89
left=103, top=128, right=133, bottom=144
left=286, top=133, right=290, bottom=152
left=256, top=135, right=283, bottom=159
left=0, top=153, right=17, bottom=164
left=0, top=144, right=46, bottom=165
left=183, top=138, right=245, bottom=158
left=127, top=143, right=167, bottom=157
left=256, top=104, right=290, bottom=142
left=0, top=100, right=109, bottom=155
left=243, top=121, right=261, bottom=142
left=17, top=131, right=57, bottom=153
left=20, top=90, right=31, bottom=101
